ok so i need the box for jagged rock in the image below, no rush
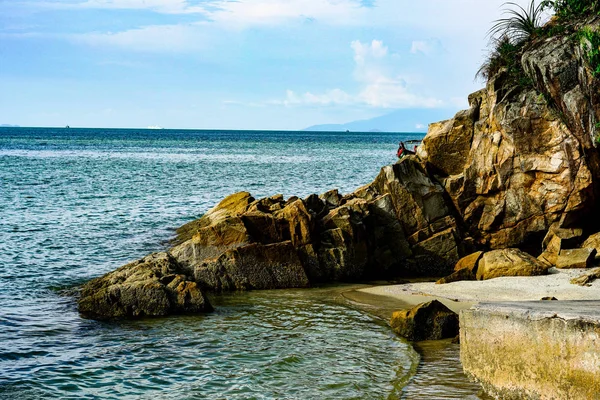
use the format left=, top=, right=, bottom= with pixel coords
left=174, top=192, right=254, bottom=245
left=274, top=198, right=314, bottom=247
left=319, top=189, right=342, bottom=208
left=582, top=232, right=600, bottom=257
left=171, top=215, right=252, bottom=273
left=556, top=248, right=597, bottom=269
left=363, top=194, right=413, bottom=278
left=194, top=242, right=309, bottom=291
left=318, top=200, right=370, bottom=281
left=418, top=35, right=600, bottom=250
left=436, top=251, right=483, bottom=284
left=417, top=98, right=480, bottom=177
left=538, top=250, right=559, bottom=267
left=542, top=225, right=583, bottom=254
left=78, top=252, right=212, bottom=319
left=476, top=249, right=549, bottom=280
left=571, top=267, right=600, bottom=286
left=390, top=300, right=459, bottom=341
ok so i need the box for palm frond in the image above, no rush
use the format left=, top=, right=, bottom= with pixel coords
left=488, top=1, right=547, bottom=44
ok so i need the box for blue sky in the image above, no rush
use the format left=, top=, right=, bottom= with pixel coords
left=0, top=0, right=533, bottom=130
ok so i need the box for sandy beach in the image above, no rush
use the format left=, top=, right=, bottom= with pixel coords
left=342, top=268, right=600, bottom=316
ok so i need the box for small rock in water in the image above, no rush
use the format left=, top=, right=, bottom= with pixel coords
left=390, top=300, right=458, bottom=341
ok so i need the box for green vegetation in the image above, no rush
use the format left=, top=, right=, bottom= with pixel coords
left=477, top=1, right=544, bottom=87
left=541, top=0, right=600, bottom=19
left=478, top=0, right=600, bottom=86
left=578, top=27, right=600, bottom=76
left=490, top=1, right=548, bottom=44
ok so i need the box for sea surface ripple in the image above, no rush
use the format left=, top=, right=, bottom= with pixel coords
left=0, top=128, right=477, bottom=399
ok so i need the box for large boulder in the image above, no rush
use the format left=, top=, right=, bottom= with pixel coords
left=390, top=300, right=459, bottom=341
left=556, top=248, right=597, bottom=269
left=78, top=252, right=213, bottom=319
left=476, top=249, right=549, bottom=280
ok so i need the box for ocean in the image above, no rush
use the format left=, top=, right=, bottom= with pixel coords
left=0, top=128, right=484, bottom=399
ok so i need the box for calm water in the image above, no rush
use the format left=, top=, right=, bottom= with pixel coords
left=0, top=128, right=480, bottom=399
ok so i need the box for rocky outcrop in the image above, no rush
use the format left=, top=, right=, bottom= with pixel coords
left=476, top=249, right=549, bottom=280
left=166, top=156, right=463, bottom=292
left=80, top=156, right=468, bottom=318
left=79, top=17, right=600, bottom=319
left=417, top=18, right=600, bottom=250
left=390, top=300, right=459, bottom=341
left=582, top=232, right=600, bottom=257
left=194, top=242, right=310, bottom=291
left=78, top=252, right=213, bottom=319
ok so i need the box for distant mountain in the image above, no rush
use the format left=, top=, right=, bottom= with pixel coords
left=0, top=124, right=20, bottom=128
left=304, top=108, right=457, bottom=133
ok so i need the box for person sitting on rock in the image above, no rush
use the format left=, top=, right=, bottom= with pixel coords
left=397, top=141, right=415, bottom=159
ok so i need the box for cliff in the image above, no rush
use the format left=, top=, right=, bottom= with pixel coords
left=419, top=15, right=600, bottom=250
left=78, top=15, right=600, bottom=319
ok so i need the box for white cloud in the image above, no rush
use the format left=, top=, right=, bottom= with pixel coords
left=273, top=39, right=442, bottom=109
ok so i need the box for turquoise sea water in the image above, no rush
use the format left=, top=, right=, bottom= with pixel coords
left=0, top=128, right=482, bottom=399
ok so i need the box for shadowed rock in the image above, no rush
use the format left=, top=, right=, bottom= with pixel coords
left=390, top=300, right=459, bottom=341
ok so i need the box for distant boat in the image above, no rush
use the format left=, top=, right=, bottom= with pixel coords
left=65, top=125, right=70, bottom=129
left=147, top=125, right=164, bottom=130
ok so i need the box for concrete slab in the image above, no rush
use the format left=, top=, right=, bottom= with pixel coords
left=460, top=301, right=600, bottom=399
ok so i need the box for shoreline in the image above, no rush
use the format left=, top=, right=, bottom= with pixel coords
left=338, top=268, right=600, bottom=398
left=336, top=285, right=487, bottom=398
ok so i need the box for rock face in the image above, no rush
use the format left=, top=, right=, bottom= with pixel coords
left=476, top=249, right=549, bottom=280
left=417, top=19, right=600, bottom=250
left=390, top=300, right=459, bottom=341
left=78, top=252, right=213, bottom=319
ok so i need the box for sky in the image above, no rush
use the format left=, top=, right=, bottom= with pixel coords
left=0, top=0, right=536, bottom=130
